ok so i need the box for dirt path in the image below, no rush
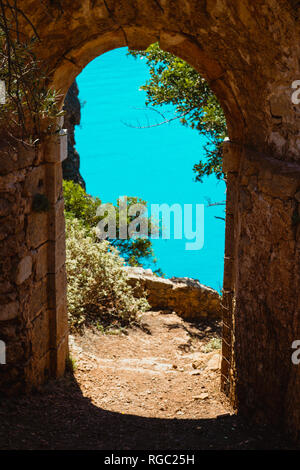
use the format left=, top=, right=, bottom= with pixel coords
left=70, top=311, right=229, bottom=421
left=0, top=312, right=297, bottom=450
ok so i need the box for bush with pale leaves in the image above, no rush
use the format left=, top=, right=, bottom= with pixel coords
left=66, top=218, right=149, bottom=331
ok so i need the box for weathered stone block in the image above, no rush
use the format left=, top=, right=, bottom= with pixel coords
left=49, top=301, right=68, bottom=346
left=0, top=301, right=19, bottom=321
left=23, top=165, right=46, bottom=197
left=31, top=310, right=50, bottom=359
left=0, top=281, right=12, bottom=295
left=0, top=143, right=35, bottom=175
left=47, top=265, right=67, bottom=310
left=24, top=351, right=51, bottom=390
left=26, top=211, right=48, bottom=249
left=259, top=173, right=300, bottom=199
left=270, top=92, right=291, bottom=118
left=239, top=187, right=252, bottom=211
left=0, top=231, right=27, bottom=260
left=0, top=197, right=13, bottom=217
left=5, top=342, right=26, bottom=364
left=33, top=242, right=48, bottom=281
left=0, top=215, right=24, bottom=241
left=0, top=170, right=25, bottom=192
left=43, top=135, right=61, bottom=164
left=222, top=142, right=241, bottom=173
left=55, top=334, right=68, bottom=378
left=29, top=277, right=48, bottom=320
left=48, top=233, right=66, bottom=274
left=15, top=255, right=32, bottom=285
left=48, top=198, right=65, bottom=241
left=46, top=162, right=63, bottom=203
left=0, top=324, right=17, bottom=339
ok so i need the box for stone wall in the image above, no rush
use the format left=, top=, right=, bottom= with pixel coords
left=0, top=140, right=68, bottom=394
left=222, top=142, right=300, bottom=437
left=124, top=267, right=221, bottom=319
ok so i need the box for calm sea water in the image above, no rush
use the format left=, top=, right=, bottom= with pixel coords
left=76, top=47, right=226, bottom=291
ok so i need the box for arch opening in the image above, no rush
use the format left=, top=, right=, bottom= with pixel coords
left=61, top=45, right=228, bottom=418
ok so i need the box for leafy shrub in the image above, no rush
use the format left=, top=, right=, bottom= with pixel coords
left=202, top=337, right=222, bottom=353
left=66, top=217, right=149, bottom=331
left=63, top=179, right=101, bottom=229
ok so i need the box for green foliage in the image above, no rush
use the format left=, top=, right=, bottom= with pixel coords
left=108, top=196, right=159, bottom=269
left=66, top=217, right=149, bottom=331
left=202, top=337, right=222, bottom=353
left=129, top=43, right=227, bottom=181
left=63, top=179, right=101, bottom=228
left=63, top=180, right=161, bottom=271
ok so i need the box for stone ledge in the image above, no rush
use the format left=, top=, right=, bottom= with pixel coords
left=123, top=267, right=222, bottom=319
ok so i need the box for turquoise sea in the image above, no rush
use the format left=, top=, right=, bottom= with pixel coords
left=76, top=48, right=226, bottom=292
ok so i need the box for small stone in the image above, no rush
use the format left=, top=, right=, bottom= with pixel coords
left=206, top=353, right=221, bottom=370
left=192, top=361, right=201, bottom=369
left=199, top=393, right=209, bottom=400
left=192, top=393, right=209, bottom=400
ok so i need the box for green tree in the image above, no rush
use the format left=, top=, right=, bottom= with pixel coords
left=108, top=196, right=160, bottom=270
left=63, top=179, right=101, bottom=228
left=129, top=43, right=227, bottom=181
left=63, top=180, right=162, bottom=273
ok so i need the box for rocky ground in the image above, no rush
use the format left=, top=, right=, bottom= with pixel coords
left=0, top=311, right=297, bottom=450
left=69, top=311, right=227, bottom=422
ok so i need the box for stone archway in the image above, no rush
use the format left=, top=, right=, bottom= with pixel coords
left=0, top=1, right=300, bottom=439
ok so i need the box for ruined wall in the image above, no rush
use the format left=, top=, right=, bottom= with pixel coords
left=124, top=267, right=221, bottom=319
left=0, top=141, right=68, bottom=393
left=222, top=142, right=300, bottom=438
